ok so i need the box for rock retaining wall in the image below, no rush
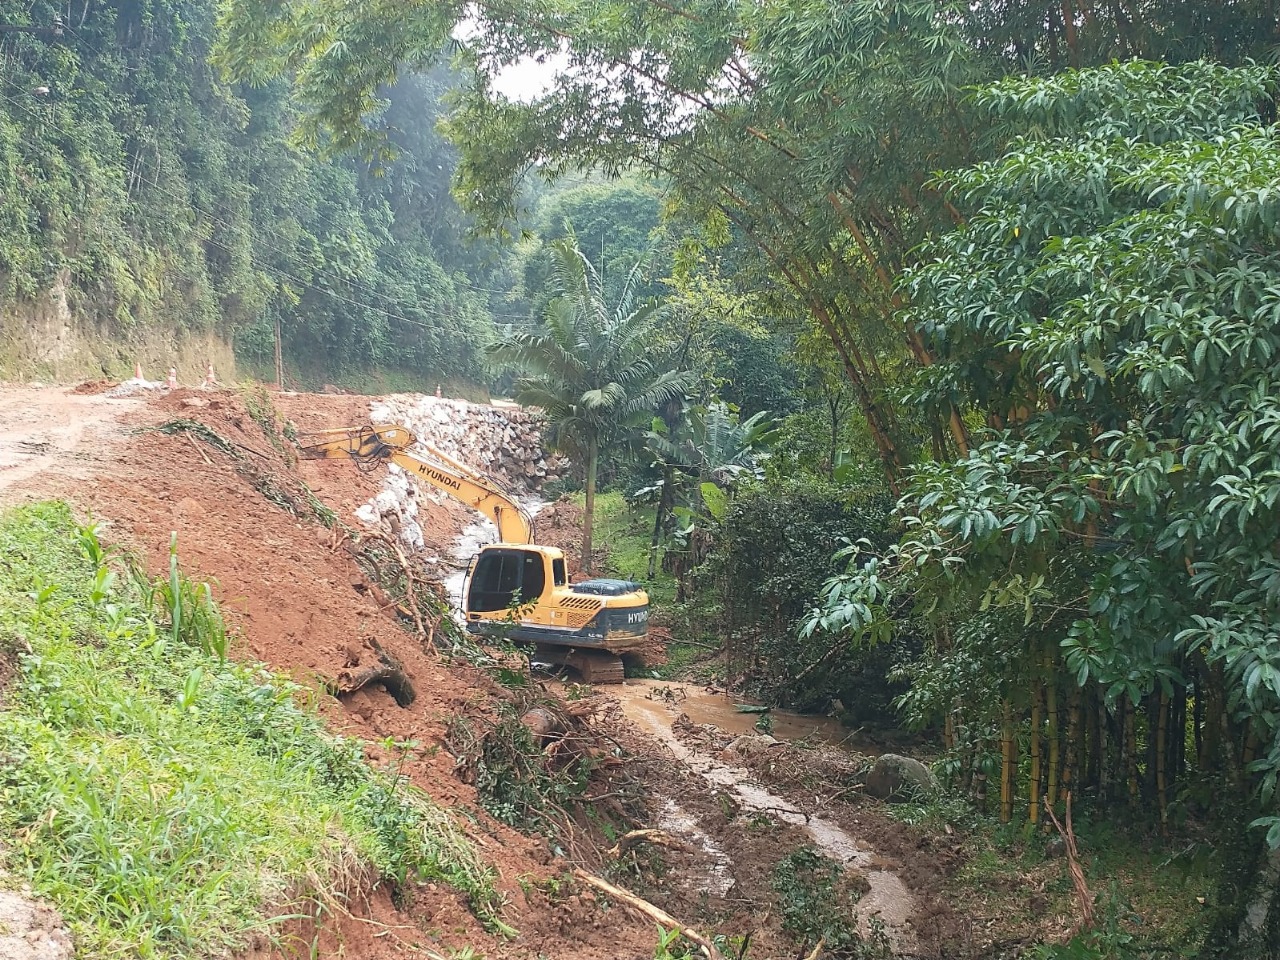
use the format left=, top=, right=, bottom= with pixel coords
left=369, top=394, right=567, bottom=496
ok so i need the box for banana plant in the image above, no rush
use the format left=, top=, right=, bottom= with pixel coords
left=638, top=399, right=779, bottom=581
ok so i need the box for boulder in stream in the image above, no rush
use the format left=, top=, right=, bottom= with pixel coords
left=865, top=753, right=939, bottom=802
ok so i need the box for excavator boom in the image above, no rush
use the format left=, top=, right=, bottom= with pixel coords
left=297, top=424, right=532, bottom=543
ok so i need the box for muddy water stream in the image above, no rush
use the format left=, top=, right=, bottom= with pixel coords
left=609, top=680, right=920, bottom=954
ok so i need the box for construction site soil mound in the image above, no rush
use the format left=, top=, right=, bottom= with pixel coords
left=0, top=386, right=660, bottom=959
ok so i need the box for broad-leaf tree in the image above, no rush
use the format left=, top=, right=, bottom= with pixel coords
left=216, top=0, right=1280, bottom=491
left=640, top=400, right=778, bottom=578
left=490, top=234, right=693, bottom=571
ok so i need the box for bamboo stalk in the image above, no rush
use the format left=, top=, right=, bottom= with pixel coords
left=1092, top=690, right=1106, bottom=798
left=1155, top=691, right=1169, bottom=834
left=1001, top=697, right=1015, bottom=823
left=1046, top=647, right=1061, bottom=811
left=1030, top=673, right=1043, bottom=825
left=1064, top=684, right=1082, bottom=798
left=1125, top=699, right=1139, bottom=806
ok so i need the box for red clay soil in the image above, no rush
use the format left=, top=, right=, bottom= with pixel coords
left=0, top=385, right=660, bottom=960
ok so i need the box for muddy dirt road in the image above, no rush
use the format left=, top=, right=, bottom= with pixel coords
left=0, top=387, right=140, bottom=501
left=609, top=680, right=921, bottom=954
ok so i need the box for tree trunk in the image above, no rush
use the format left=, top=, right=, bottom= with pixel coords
left=274, top=315, right=284, bottom=389
left=583, top=433, right=599, bottom=574
left=647, top=466, right=675, bottom=579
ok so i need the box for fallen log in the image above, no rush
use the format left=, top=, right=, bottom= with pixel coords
left=520, top=706, right=566, bottom=740
left=572, top=869, right=723, bottom=960
left=328, top=638, right=416, bottom=707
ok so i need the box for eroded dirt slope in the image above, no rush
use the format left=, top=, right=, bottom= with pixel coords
left=1, top=383, right=967, bottom=960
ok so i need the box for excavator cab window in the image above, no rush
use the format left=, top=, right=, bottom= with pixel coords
left=467, top=549, right=546, bottom=612
left=520, top=551, right=545, bottom=603
left=552, top=558, right=567, bottom=587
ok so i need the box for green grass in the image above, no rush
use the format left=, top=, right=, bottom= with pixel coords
left=587, top=491, right=677, bottom=607
left=0, top=502, right=505, bottom=958
left=933, top=803, right=1215, bottom=959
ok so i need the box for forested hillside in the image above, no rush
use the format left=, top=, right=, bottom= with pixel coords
left=0, top=0, right=502, bottom=387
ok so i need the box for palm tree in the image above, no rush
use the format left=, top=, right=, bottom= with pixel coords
left=489, top=233, right=693, bottom=573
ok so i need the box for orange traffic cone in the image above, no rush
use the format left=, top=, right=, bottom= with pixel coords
left=134, top=362, right=144, bottom=381
left=435, top=384, right=442, bottom=398
left=204, top=362, right=217, bottom=388
left=167, top=366, right=178, bottom=390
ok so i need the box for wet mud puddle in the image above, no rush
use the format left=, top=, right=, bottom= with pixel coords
left=610, top=679, right=920, bottom=954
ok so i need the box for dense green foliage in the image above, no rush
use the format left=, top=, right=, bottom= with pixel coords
left=771, top=846, right=890, bottom=959
left=0, top=502, right=499, bottom=956
left=704, top=481, right=901, bottom=716
left=800, top=63, right=1280, bottom=951
left=0, top=2, right=501, bottom=384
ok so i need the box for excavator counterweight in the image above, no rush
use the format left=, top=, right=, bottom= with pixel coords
left=297, top=422, right=649, bottom=682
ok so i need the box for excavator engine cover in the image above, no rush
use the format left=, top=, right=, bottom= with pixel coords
left=571, top=578, right=643, bottom=596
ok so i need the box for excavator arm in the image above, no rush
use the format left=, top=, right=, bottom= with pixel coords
left=297, top=424, right=533, bottom=544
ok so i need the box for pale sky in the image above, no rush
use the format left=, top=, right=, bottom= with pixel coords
left=453, top=13, right=567, bottom=103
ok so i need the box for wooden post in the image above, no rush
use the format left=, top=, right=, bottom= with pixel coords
left=273, top=315, right=284, bottom=390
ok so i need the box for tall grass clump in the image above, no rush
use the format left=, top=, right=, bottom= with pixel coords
left=0, top=502, right=505, bottom=958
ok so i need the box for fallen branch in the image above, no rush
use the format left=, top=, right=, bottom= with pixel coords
left=572, top=869, right=723, bottom=960
left=364, top=532, right=436, bottom=655
left=606, top=828, right=688, bottom=858
left=804, top=937, right=826, bottom=960
left=185, top=432, right=213, bottom=466
left=1043, top=791, right=1094, bottom=930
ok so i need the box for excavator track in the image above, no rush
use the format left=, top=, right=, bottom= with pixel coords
left=534, top=646, right=626, bottom=685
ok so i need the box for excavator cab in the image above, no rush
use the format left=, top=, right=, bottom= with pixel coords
left=464, top=545, right=565, bottom=613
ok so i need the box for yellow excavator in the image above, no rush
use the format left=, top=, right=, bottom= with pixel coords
left=297, top=424, right=649, bottom=683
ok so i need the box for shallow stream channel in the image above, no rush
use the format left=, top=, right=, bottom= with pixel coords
left=608, top=679, right=921, bottom=954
